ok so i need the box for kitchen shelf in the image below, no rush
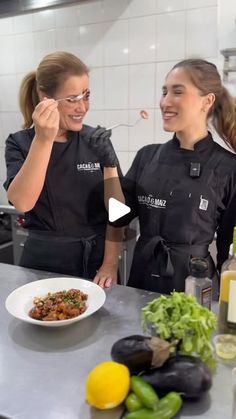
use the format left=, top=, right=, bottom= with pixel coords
left=220, top=48, right=236, bottom=81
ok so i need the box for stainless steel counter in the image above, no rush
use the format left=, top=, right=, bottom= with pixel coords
left=0, top=263, right=234, bottom=419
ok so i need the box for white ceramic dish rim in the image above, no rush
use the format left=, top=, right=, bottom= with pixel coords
left=5, top=277, right=106, bottom=327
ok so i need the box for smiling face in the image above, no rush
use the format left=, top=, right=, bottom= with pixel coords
left=160, top=67, right=214, bottom=137
left=55, top=74, right=90, bottom=133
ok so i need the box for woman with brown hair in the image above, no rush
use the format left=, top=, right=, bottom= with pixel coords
left=112, top=58, right=236, bottom=294
left=4, top=51, right=122, bottom=287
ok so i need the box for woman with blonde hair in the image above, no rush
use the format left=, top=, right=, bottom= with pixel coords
left=4, top=51, right=122, bottom=287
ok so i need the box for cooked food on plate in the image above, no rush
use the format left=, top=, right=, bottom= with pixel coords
left=29, top=288, right=88, bottom=321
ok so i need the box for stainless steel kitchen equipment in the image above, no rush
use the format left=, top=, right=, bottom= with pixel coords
left=0, top=205, right=28, bottom=265
left=220, top=48, right=236, bottom=81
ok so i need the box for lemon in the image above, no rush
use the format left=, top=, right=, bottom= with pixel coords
left=214, top=334, right=236, bottom=360
left=215, top=342, right=236, bottom=359
left=86, top=361, right=130, bottom=410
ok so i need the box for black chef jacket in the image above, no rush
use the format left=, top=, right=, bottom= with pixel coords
left=4, top=125, right=116, bottom=278
left=112, top=132, right=236, bottom=293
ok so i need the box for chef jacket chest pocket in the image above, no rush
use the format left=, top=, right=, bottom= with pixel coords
left=166, top=187, right=199, bottom=222
left=77, top=167, right=103, bottom=187
left=163, top=185, right=216, bottom=237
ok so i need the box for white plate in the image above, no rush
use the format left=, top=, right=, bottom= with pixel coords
left=5, top=277, right=106, bottom=327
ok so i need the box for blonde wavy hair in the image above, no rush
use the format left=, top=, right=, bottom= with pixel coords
left=19, top=51, right=89, bottom=128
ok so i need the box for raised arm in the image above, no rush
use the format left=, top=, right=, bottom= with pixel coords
left=7, top=99, right=59, bottom=212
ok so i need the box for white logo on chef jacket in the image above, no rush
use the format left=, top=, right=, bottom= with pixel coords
left=199, top=195, right=209, bottom=211
left=138, top=194, right=166, bottom=209
left=77, top=162, right=101, bottom=172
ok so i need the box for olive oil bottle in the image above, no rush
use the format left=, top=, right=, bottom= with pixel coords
left=218, top=227, right=236, bottom=334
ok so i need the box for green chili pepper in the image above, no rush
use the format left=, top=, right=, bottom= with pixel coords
left=125, top=393, right=143, bottom=412
left=125, top=392, right=183, bottom=419
left=131, top=376, right=159, bottom=410
left=125, top=409, right=159, bottom=419
left=156, top=392, right=183, bottom=418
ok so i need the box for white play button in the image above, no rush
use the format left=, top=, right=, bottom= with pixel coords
left=108, top=198, right=131, bottom=222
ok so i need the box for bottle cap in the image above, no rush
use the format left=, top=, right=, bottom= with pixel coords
left=189, top=257, right=208, bottom=278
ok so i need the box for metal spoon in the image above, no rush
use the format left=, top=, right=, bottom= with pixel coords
left=107, top=110, right=149, bottom=130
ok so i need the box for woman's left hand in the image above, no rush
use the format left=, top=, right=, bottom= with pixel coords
left=93, top=264, right=118, bottom=288
left=87, top=126, right=119, bottom=167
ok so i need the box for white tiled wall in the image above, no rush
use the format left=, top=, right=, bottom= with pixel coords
left=218, top=0, right=236, bottom=96
left=0, top=0, right=222, bottom=203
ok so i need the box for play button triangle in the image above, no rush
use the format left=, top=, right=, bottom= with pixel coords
left=108, top=198, right=131, bottom=222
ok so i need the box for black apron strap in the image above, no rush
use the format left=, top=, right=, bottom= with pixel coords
left=142, top=236, right=174, bottom=278
left=80, top=236, right=97, bottom=278
left=141, top=235, right=209, bottom=288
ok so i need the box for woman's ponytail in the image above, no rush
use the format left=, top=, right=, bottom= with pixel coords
left=19, top=71, right=39, bottom=129
left=212, top=87, right=236, bottom=152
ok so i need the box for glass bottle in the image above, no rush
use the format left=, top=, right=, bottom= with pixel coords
left=218, top=227, right=236, bottom=334
left=185, top=257, right=212, bottom=310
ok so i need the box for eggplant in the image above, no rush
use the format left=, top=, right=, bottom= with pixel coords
left=111, top=335, right=152, bottom=374
left=140, top=355, right=212, bottom=399
left=111, top=335, right=174, bottom=374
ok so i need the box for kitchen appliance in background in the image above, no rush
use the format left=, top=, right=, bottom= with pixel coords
left=0, top=210, right=13, bottom=264
left=0, top=205, right=28, bottom=265
left=220, top=48, right=236, bottom=82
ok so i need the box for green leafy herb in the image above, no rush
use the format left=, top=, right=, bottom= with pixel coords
left=141, top=292, right=217, bottom=369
